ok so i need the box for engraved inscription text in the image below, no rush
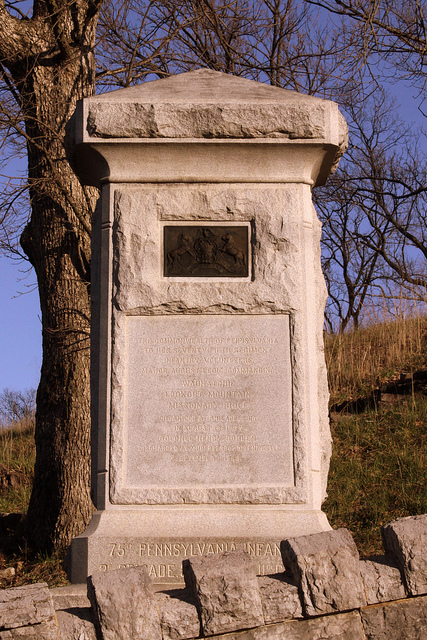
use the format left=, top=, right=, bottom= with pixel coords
left=124, top=315, right=292, bottom=487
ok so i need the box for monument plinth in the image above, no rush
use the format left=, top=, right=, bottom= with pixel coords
left=69, top=69, right=347, bottom=585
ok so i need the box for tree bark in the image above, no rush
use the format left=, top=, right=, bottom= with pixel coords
left=0, top=0, right=102, bottom=551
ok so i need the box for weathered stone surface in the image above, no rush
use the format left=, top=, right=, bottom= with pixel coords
left=156, top=589, right=200, bottom=640
left=0, top=619, right=59, bottom=639
left=51, top=584, right=95, bottom=640
left=183, top=551, right=264, bottom=635
left=87, top=565, right=162, bottom=640
left=87, top=101, right=328, bottom=140
left=56, top=608, right=97, bottom=640
left=70, top=68, right=344, bottom=586
left=382, top=514, right=427, bottom=595
left=107, top=185, right=321, bottom=511
left=361, top=595, right=427, bottom=640
left=211, top=610, right=365, bottom=640
left=281, top=529, right=366, bottom=616
left=84, top=69, right=347, bottom=154
left=0, top=584, right=55, bottom=631
left=360, top=555, right=406, bottom=604
left=51, top=584, right=91, bottom=611
left=257, top=574, right=302, bottom=624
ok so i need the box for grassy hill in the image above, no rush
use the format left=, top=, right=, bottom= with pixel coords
left=1, top=314, right=427, bottom=585
left=324, top=313, right=427, bottom=556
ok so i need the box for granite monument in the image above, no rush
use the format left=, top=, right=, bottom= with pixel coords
left=68, top=69, right=347, bottom=585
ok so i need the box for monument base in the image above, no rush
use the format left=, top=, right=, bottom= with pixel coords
left=70, top=506, right=331, bottom=585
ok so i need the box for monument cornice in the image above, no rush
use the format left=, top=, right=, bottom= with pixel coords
left=73, top=138, right=340, bottom=187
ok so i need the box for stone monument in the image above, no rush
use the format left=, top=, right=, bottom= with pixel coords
left=69, top=69, right=347, bottom=586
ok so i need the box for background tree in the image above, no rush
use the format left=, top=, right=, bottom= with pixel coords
left=308, top=0, right=427, bottom=92
left=0, top=0, right=103, bottom=551
left=316, top=83, right=427, bottom=331
left=307, top=0, right=427, bottom=328
left=0, top=387, right=35, bottom=427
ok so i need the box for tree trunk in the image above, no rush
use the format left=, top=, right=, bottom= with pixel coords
left=22, top=147, right=95, bottom=551
left=0, top=1, right=102, bottom=551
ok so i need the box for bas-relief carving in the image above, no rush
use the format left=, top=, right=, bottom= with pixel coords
left=164, top=225, right=249, bottom=277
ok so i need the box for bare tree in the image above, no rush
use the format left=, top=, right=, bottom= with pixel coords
left=0, top=387, right=35, bottom=426
left=0, top=0, right=103, bottom=551
left=317, top=83, right=427, bottom=331
left=307, top=0, right=427, bottom=100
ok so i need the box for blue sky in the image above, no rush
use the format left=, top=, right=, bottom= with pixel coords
left=0, top=255, right=41, bottom=392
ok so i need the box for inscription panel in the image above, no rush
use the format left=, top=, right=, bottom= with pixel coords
left=164, top=224, right=249, bottom=277
left=95, top=538, right=284, bottom=583
left=124, top=315, right=293, bottom=489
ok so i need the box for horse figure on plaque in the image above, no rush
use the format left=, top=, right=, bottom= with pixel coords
left=165, top=226, right=248, bottom=277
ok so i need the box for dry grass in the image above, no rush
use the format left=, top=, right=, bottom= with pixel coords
left=325, top=313, right=427, bottom=405
left=0, top=416, right=35, bottom=513
left=324, top=311, right=427, bottom=556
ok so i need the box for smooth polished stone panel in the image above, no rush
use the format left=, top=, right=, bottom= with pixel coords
left=120, top=314, right=292, bottom=500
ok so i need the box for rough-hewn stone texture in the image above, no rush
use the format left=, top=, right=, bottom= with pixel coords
left=281, top=529, right=366, bottom=616
left=84, top=69, right=347, bottom=165
left=361, top=595, right=427, bottom=640
left=257, top=574, right=302, bottom=624
left=209, top=610, right=365, bottom=640
left=382, top=514, right=427, bottom=595
left=87, top=101, right=328, bottom=140
left=0, top=584, right=55, bottom=630
left=360, top=556, right=406, bottom=604
left=50, top=584, right=91, bottom=611
left=55, top=608, right=96, bottom=640
left=51, top=584, right=96, bottom=640
left=156, top=589, right=200, bottom=640
left=183, top=551, right=264, bottom=635
left=87, top=566, right=162, bottom=640
left=0, top=619, right=59, bottom=639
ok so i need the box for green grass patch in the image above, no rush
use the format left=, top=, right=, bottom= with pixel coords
left=324, top=395, right=427, bottom=557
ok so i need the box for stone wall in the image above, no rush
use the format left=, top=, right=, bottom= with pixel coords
left=2, top=514, right=427, bottom=639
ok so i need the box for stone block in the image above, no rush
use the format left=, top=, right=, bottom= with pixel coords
left=0, top=619, right=59, bottom=639
left=361, top=594, right=427, bottom=640
left=257, top=574, right=302, bottom=624
left=51, top=584, right=91, bottom=611
left=0, top=583, right=55, bottom=631
left=281, top=528, right=366, bottom=616
left=87, top=565, right=162, bottom=640
left=382, top=514, right=427, bottom=595
left=84, top=69, right=347, bottom=153
left=156, top=589, right=200, bottom=640
left=51, top=583, right=96, bottom=640
left=56, top=608, right=97, bottom=640
left=183, top=551, right=264, bottom=635
left=211, top=610, right=365, bottom=640
left=360, top=555, right=406, bottom=604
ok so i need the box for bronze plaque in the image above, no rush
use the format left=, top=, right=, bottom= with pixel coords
left=164, top=225, right=249, bottom=277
